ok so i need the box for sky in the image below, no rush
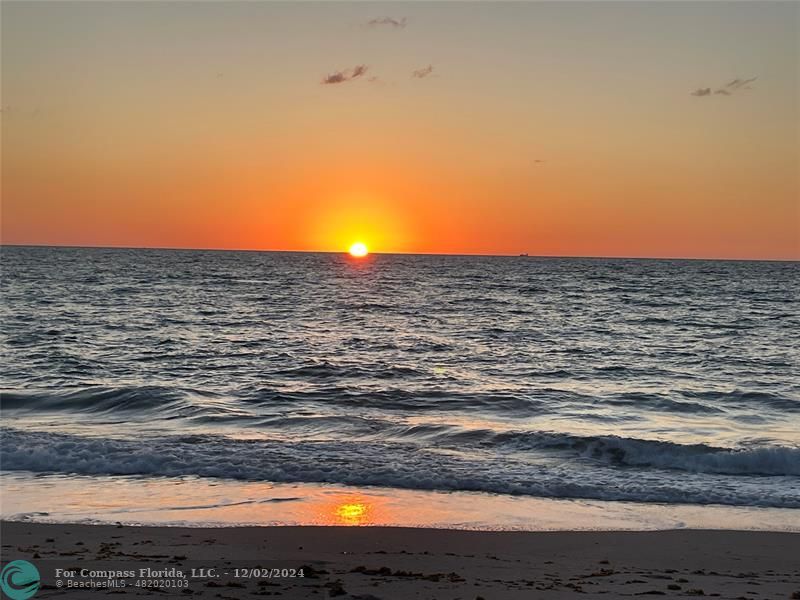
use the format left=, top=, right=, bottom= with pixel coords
left=1, top=1, right=798, bottom=259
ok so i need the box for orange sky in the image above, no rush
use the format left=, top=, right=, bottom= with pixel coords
left=1, top=2, right=798, bottom=259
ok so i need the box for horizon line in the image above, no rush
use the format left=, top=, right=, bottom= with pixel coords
left=1, top=243, right=797, bottom=263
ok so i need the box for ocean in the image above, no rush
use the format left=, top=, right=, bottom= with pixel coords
left=1, top=246, right=799, bottom=524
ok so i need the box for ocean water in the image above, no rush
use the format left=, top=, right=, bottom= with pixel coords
left=1, top=246, right=799, bottom=516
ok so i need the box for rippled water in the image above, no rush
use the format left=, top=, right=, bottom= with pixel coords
left=1, top=246, right=798, bottom=509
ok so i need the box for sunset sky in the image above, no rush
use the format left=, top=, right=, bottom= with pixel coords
left=1, top=1, right=797, bottom=259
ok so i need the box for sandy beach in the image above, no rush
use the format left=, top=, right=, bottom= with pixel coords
left=2, top=522, right=798, bottom=599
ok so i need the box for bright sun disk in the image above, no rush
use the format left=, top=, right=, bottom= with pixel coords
left=349, top=242, right=368, bottom=257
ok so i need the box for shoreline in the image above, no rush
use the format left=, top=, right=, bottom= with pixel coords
left=2, top=522, right=799, bottom=598
left=3, top=472, right=799, bottom=533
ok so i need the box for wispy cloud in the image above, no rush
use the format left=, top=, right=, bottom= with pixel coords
left=691, top=77, right=757, bottom=98
left=322, top=65, right=369, bottom=85
left=365, top=17, right=407, bottom=29
left=411, top=65, right=434, bottom=79
left=724, top=77, right=757, bottom=92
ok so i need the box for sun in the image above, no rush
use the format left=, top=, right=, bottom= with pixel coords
left=348, top=242, right=368, bottom=257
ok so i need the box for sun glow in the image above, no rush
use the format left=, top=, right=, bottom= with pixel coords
left=349, top=242, right=369, bottom=257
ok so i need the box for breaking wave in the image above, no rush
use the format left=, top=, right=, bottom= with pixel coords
left=2, top=428, right=798, bottom=508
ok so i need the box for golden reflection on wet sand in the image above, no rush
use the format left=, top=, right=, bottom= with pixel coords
left=3, top=474, right=799, bottom=532
left=313, top=494, right=386, bottom=526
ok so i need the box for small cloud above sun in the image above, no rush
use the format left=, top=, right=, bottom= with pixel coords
left=349, top=242, right=369, bottom=257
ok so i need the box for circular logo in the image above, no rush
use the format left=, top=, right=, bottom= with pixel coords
left=0, top=560, right=40, bottom=600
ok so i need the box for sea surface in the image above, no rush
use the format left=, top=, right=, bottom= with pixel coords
left=1, top=246, right=799, bottom=521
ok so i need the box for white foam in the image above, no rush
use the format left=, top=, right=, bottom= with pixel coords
left=3, top=428, right=799, bottom=509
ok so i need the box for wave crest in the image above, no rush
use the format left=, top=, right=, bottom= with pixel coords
left=2, top=428, right=798, bottom=508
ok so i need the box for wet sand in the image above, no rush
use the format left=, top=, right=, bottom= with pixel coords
left=2, top=522, right=799, bottom=598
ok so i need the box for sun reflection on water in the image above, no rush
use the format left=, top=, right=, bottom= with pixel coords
left=310, top=494, right=383, bottom=525
left=334, top=502, right=369, bottom=525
